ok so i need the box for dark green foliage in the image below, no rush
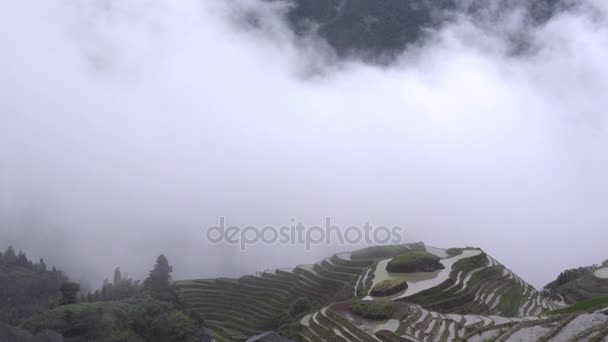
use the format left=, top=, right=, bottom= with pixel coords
left=60, top=282, right=81, bottom=305
left=38, top=259, right=47, bottom=272
left=145, top=255, right=174, bottom=302
left=3, top=246, right=17, bottom=265
left=271, top=297, right=315, bottom=329
left=119, top=297, right=197, bottom=341
left=114, top=267, right=123, bottom=285
left=452, top=252, right=488, bottom=273
left=277, top=320, right=302, bottom=340
left=603, top=260, right=608, bottom=267
left=87, top=268, right=141, bottom=302
left=446, top=248, right=464, bottom=256
left=24, top=296, right=198, bottom=342
left=62, top=307, right=108, bottom=340
left=289, top=298, right=312, bottom=317
left=370, top=280, right=408, bottom=297
left=549, top=269, right=608, bottom=304
left=497, top=287, right=524, bottom=317
left=351, top=302, right=394, bottom=320
left=0, top=246, right=69, bottom=324
left=351, top=242, right=425, bottom=259
left=545, top=267, right=593, bottom=292
left=386, top=251, right=443, bottom=273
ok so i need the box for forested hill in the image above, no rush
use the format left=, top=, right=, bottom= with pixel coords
left=2, top=243, right=608, bottom=341
left=0, top=246, right=68, bottom=324
left=278, top=0, right=567, bottom=59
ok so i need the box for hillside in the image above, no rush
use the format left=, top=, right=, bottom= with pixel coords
left=545, top=262, right=608, bottom=305
left=5, top=243, right=608, bottom=341
left=172, top=242, right=608, bottom=341
left=279, top=0, right=567, bottom=59
left=0, top=247, right=68, bottom=325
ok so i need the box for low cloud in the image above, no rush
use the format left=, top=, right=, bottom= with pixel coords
left=0, top=0, right=607, bottom=288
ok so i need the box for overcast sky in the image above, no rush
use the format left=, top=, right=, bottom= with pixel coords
left=1, top=0, right=607, bottom=289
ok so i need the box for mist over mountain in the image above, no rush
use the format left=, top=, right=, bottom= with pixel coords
left=282, top=0, right=568, bottom=60
left=1, top=0, right=608, bottom=292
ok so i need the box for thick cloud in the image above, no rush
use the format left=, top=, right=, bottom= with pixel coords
left=0, top=0, right=607, bottom=288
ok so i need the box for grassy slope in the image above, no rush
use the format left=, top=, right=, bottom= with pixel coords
left=548, top=296, right=608, bottom=315
left=497, top=287, right=524, bottom=317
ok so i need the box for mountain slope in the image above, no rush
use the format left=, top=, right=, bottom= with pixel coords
left=174, top=243, right=574, bottom=341
left=546, top=264, right=608, bottom=305
left=0, top=248, right=68, bottom=324
left=281, top=0, right=568, bottom=59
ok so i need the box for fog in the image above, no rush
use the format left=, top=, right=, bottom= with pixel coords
left=1, top=0, right=607, bottom=290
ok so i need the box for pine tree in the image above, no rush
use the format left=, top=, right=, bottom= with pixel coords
left=146, top=254, right=173, bottom=301
left=113, top=267, right=122, bottom=285
left=60, top=282, right=81, bottom=305
left=17, top=250, right=29, bottom=267
left=38, top=258, right=47, bottom=272
left=4, top=246, right=17, bottom=265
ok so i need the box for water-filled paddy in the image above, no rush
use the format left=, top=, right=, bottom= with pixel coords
left=365, top=249, right=482, bottom=301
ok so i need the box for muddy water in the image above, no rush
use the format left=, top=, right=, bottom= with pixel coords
left=364, top=249, right=482, bottom=301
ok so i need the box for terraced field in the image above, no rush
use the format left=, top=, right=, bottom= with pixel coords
left=174, top=248, right=380, bottom=341
left=402, top=253, right=565, bottom=317
left=175, top=243, right=608, bottom=341
left=302, top=301, right=608, bottom=342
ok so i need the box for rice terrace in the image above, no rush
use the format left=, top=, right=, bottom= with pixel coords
left=2, top=0, right=608, bottom=341
left=171, top=242, right=608, bottom=341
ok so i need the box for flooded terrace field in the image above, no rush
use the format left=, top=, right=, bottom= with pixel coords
left=365, top=249, right=482, bottom=301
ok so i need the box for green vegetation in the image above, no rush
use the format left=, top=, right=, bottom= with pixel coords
left=60, top=282, right=81, bottom=306
left=6, top=243, right=604, bottom=342
left=497, top=287, right=524, bottom=317
left=23, top=296, right=198, bottom=342
left=271, top=297, right=313, bottom=338
left=145, top=254, right=175, bottom=302
left=386, top=251, right=443, bottom=273
left=548, top=269, right=608, bottom=304
left=351, top=302, right=394, bottom=320
left=545, top=266, right=593, bottom=292
left=350, top=242, right=425, bottom=259
left=452, top=252, right=487, bottom=273
left=370, top=280, right=408, bottom=297
left=10, top=251, right=202, bottom=342
left=446, top=248, right=464, bottom=256
left=548, top=296, right=608, bottom=315
left=86, top=267, right=141, bottom=302
left=0, top=246, right=68, bottom=324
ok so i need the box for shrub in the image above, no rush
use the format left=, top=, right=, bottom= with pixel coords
left=386, top=251, right=443, bottom=273
left=370, top=280, right=408, bottom=297
left=351, top=242, right=425, bottom=259
left=166, top=311, right=197, bottom=340
left=289, top=298, right=312, bottom=316
left=351, top=302, right=394, bottom=320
